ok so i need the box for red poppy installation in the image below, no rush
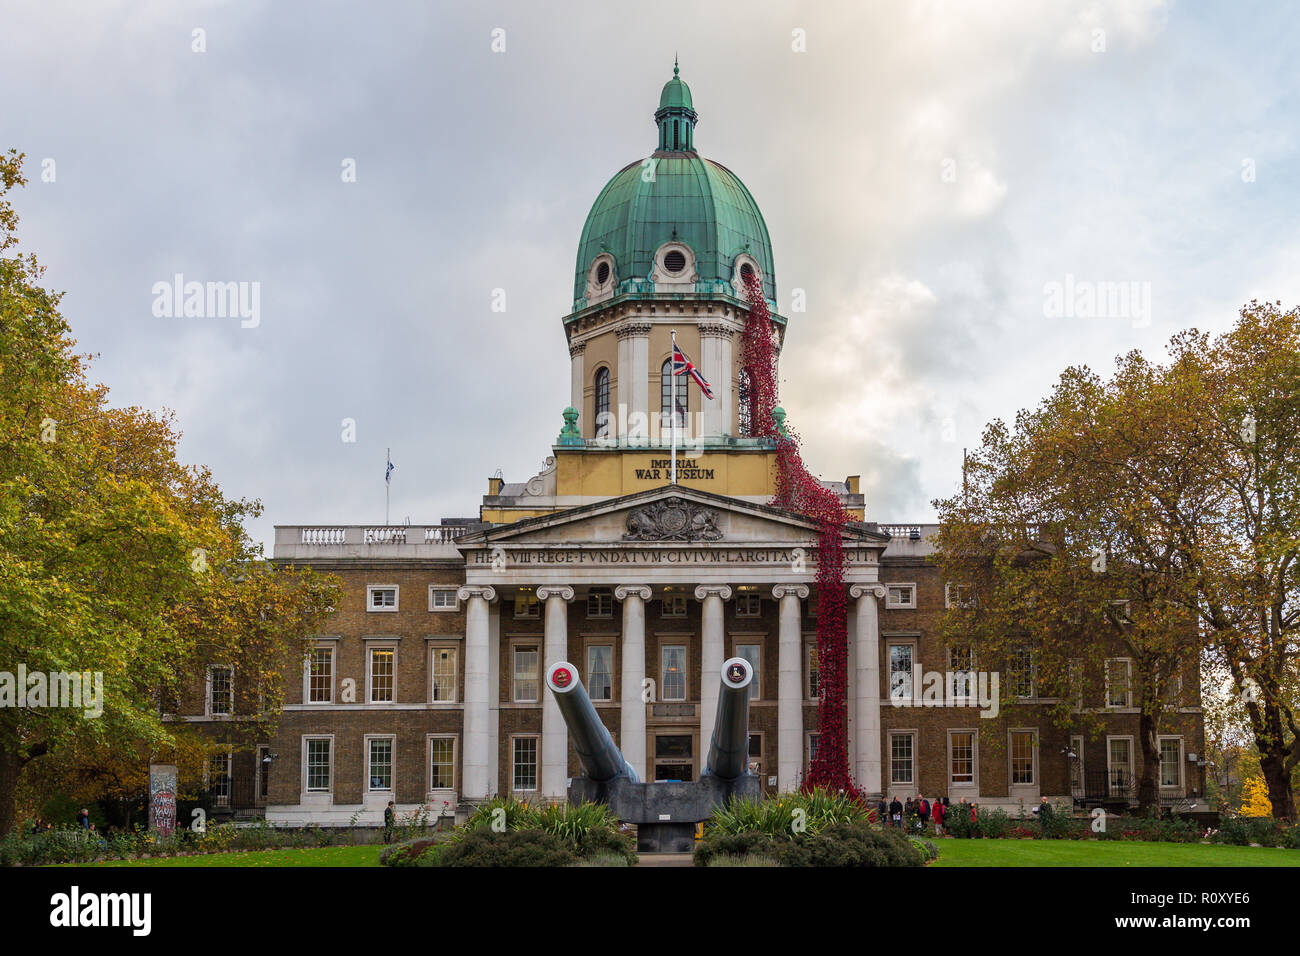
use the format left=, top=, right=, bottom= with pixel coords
left=739, top=271, right=858, bottom=796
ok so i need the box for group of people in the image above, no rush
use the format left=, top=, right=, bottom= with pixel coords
left=878, top=794, right=977, bottom=835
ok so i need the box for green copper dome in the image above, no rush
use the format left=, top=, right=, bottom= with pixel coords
left=571, top=63, right=777, bottom=309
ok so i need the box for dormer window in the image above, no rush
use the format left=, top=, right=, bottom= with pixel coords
left=664, top=250, right=686, bottom=274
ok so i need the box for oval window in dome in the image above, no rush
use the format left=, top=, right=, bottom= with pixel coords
left=664, top=250, right=687, bottom=274
left=595, top=261, right=611, bottom=285
left=739, top=262, right=756, bottom=282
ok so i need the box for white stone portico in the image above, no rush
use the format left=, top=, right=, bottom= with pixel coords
left=453, top=485, right=890, bottom=801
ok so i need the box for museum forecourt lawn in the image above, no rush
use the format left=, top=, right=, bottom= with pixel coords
left=930, top=839, right=1300, bottom=867
left=47, top=840, right=1300, bottom=868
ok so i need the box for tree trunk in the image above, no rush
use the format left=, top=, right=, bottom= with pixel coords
left=1259, top=752, right=1297, bottom=823
left=0, top=746, right=20, bottom=837
left=1137, top=711, right=1161, bottom=814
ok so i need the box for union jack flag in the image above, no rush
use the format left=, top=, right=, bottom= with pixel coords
left=672, top=343, right=714, bottom=400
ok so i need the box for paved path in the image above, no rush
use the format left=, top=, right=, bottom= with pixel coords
left=636, top=852, right=694, bottom=867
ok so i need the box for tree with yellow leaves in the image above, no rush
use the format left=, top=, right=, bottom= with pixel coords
left=0, top=150, right=339, bottom=834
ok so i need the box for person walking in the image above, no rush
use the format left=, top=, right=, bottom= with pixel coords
left=383, top=800, right=396, bottom=843
left=917, top=795, right=931, bottom=833
left=76, top=808, right=90, bottom=830
left=931, top=796, right=946, bottom=835
left=889, top=795, right=903, bottom=829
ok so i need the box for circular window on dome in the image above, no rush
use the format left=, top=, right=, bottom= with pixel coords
left=739, top=262, right=756, bottom=282
left=663, top=250, right=687, bottom=274
left=595, top=261, right=611, bottom=285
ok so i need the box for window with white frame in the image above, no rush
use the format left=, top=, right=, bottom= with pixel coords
left=367, top=585, right=398, bottom=612
left=430, top=646, right=456, bottom=702
left=735, top=643, right=761, bottom=699
left=368, top=646, right=396, bottom=703
left=367, top=737, right=394, bottom=791
left=886, top=584, right=916, bottom=609
left=514, top=589, right=539, bottom=619
left=661, top=645, right=687, bottom=701
left=889, top=732, right=914, bottom=785
left=305, top=737, right=332, bottom=792
left=945, top=582, right=975, bottom=609
left=207, top=750, right=232, bottom=807
left=1158, top=736, right=1183, bottom=789
left=735, top=593, right=762, bottom=618
left=1009, top=647, right=1036, bottom=699
left=587, top=588, right=613, bottom=618
left=428, top=586, right=458, bottom=611
left=1010, top=730, right=1035, bottom=785
left=587, top=645, right=613, bottom=701
left=888, top=642, right=915, bottom=700
left=806, top=646, right=819, bottom=699
left=429, top=736, right=456, bottom=791
left=207, top=665, right=233, bottom=716
left=307, top=646, right=333, bottom=704
left=947, top=645, right=974, bottom=699
left=512, top=736, right=538, bottom=791
left=1107, top=737, right=1133, bottom=797
left=662, top=594, right=687, bottom=617
left=513, top=646, right=539, bottom=702
left=949, top=731, right=976, bottom=786
left=1105, top=658, right=1133, bottom=708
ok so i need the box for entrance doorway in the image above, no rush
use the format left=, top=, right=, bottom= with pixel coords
left=654, top=733, right=694, bottom=782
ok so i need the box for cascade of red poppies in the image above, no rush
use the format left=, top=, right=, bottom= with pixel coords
left=738, top=272, right=858, bottom=796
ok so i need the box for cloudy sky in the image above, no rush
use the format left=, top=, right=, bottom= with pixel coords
left=4, top=0, right=1297, bottom=549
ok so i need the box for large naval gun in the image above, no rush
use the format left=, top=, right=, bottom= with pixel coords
left=545, top=656, right=760, bottom=852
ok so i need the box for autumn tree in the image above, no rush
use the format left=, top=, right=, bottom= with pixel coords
left=936, top=302, right=1300, bottom=820
left=0, top=150, right=339, bottom=834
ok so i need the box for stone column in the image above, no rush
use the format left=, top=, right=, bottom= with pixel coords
left=615, top=585, right=651, bottom=780
left=849, top=584, right=886, bottom=798
left=773, top=584, right=809, bottom=793
left=536, top=586, right=575, bottom=799
left=616, top=322, right=651, bottom=443
left=694, top=585, right=732, bottom=756
left=699, top=323, right=733, bottom=438
left=457, top=586, right=497, bottom=800
left=568, top=340, right=585, bottom=425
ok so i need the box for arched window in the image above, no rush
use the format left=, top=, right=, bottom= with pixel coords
left=738, top=368, right=753, bottom=437
left=661, top=359, right=688, bottom=430
left=594, top=367, right=610, bottom=438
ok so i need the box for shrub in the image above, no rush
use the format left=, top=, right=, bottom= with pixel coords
left=574, top=825, right=637, bottom=865
left=911, top=838, right=939, bottom=862
left=1211, top=816, right=1287, bottom=848
left=380, top=836, right=449, bottom=867
left=436, top=828, right=576, bottom=867
left=705, top=854, right=781, bottom=867
left=709, top=789, right=870, bottom=838
left=695, top=820, right=920, bottom=868
left=571, top=851, right=635, bottom=867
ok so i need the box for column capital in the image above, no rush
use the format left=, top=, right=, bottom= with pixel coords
left=614, top=584, right=652, bottom=602
left=694, top=584, right=733, bottom=602
left=849, top=583, right=887, bottom=601
left=457, top=585, right=497, bottom=603
left=536, top=585, right=575, bottom=602
left=568, top=339, right=587, bottom=357
left=615, top=321, right=652, bottom=340
left=772, top=584, right=810, bottom=601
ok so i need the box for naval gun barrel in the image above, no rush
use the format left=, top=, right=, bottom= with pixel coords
left=545, top=661, right=639, bottom=783
left=704, top=657, right=754, bottom=781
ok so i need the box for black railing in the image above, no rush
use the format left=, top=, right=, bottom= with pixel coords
left=1072, top=768, right=1135, bottom=806
left=196, top=776, right=265, bottom=813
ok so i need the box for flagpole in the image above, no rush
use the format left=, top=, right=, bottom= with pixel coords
left=670, top=330, right=677, bottom=485
left=386, top=447, right=391, bottom=526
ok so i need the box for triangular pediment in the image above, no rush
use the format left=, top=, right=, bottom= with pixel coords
left=455, top=485, right=888, bottom=550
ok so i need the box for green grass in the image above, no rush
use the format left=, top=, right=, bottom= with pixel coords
left=56, top=844, right=383, bottom=868
left=931, top=839, right=1300, bottom=867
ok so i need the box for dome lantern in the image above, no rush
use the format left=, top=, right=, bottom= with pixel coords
left=655, top=57, right=697, bottom=153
